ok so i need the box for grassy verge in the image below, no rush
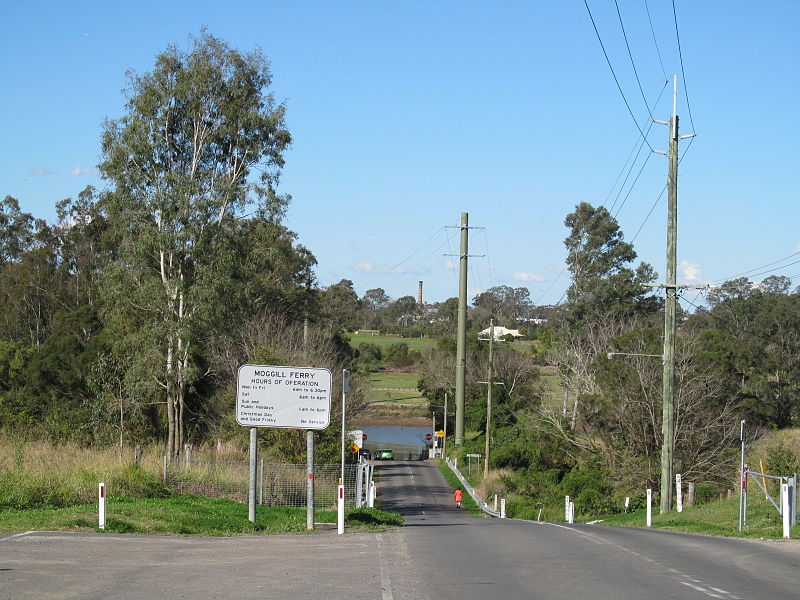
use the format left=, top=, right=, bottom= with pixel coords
left=437, top=460, right=484, bottom=517
left=0, top=494, right=402, bottom=535
left=588, top=491, right=800, bottom=539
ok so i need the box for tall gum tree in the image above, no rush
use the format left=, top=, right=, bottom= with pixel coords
left=100, top=33, right=292, bottom=459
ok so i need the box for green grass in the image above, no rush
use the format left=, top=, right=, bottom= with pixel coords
left=438, top=460, right=485, bottom=517
left=0, top=493, right=402, bottom=536
left=362, top=372, right=428, bottom=405
left=591, top=492, right=800, bottom=539
left=347, top=334, right=437, bottom=354
left=366, top=372, right=419, bottom=388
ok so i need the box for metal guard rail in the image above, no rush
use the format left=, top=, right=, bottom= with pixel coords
left=445, top=458, right=501, bottom=517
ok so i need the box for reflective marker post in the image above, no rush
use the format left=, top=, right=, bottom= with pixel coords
left=337, top=483, right=345, bottom=534
left=98, top=482, right=106, bottom=530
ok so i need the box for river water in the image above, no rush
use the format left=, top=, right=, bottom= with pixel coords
left=360, top=426, right=433, bottom=459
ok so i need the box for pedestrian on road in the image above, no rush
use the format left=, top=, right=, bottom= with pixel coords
left=454, top=489, right=463, bottom=508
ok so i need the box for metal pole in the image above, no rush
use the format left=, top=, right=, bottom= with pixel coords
left=739, top=419, right=746, bottom=531
left=341, top=370, right=349, bottom=486
left=258, top=459, right=264, bottom=506
left=455, top=212, right=468, bottom=446
left=306, top=430, right=314, bottom=530
left=248, top=427, right=257, bottom=523
left=660, top=74, right=679, bottom=514
left=443, top=393, right=448, bottom=458
left=484, top=320, right=494, bottom=478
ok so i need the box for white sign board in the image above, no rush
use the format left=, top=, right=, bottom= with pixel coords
left=236, top=364, right=332, bottom=429
left=348, top=429, right=365, bottom=448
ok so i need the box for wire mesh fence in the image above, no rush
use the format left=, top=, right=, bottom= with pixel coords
left=163, top=459, right=368, bottom=509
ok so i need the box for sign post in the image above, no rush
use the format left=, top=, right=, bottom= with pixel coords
left=236, top=365, right=332, bottom=528
left=339, top=369, right=350, bottom=535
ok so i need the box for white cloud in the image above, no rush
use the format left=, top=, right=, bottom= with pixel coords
left=27, top=167, right=55, bottom=176
left=443, top=260, right=457, bottom=271
left=70, top=165, right=93, bottom=177
left=354, top=260, right=374, bottom=272
left=353, top=261, right=406, bottom=274
left=679, top=260, right=703, bottom=282
left=512, top=272, right=544, bottom=282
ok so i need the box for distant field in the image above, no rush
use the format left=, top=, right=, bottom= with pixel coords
left=367, top=372, right=419, bottom=389
left=347, top=334, right=437, bottom=354
left=360, top=371, right=427, bottom=405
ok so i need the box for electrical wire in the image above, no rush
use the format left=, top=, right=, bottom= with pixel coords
left=582, top=0, right=655, bottom=152
left=709, top=252, right=800, bottom=284
left=608, top=80, right=669, bottom=215
left=644, top=0, right=667, bottom=79
left=614, top=0, right=654, bottom=120
left=672, top=0, right=696, bottom=134
left=682, top=295, right=797, bottom=351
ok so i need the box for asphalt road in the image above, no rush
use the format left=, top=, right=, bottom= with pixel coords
left=2, top=460, right=799, bottom=599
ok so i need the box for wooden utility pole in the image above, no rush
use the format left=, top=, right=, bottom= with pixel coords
left=659, top=76, right=679, bottom=514
left=654, top=76, right=696, bottom=513
left=484, top=320, right=494, bottom=478
left=455, top=212, right=468, bottom=446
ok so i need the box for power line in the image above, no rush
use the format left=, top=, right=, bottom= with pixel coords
left=709, top=252, right=800, bottom=284
left=629, top=131, right=697, bottom=244
left=608, top=80, right=669, bottom=215
left=644, top=0, right=667, bottom=79
left=672, top=0, right=696, bottom=133
left=682, top=294, right=797, bottom=351
left=582, top=0, right=655, bottom=152
left=614, top=0, right=654, bottom=120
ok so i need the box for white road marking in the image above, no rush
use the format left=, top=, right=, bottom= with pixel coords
left=523, top=521, right=744, bottom=599
left=376, top=533, right=394, bottom=600
left=0, top=531, right=34, bottom=542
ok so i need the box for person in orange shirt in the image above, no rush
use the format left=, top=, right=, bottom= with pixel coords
left=454, top=489, right=463, bottom=508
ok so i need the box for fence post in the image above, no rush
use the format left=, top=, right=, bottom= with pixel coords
left=355, top=463, right=363, bottom=508
left=686, top=482, right=696, bottom=508
left=184, top=443, right=193, bottom=469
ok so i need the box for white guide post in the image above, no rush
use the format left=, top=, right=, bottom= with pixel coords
left=624, top=497, right=630, bottom=513
left=646, top=488, right=652, bottom=527
left=676, top=473, right=683, bottom=513
left=337, top=483, right=345, bottom=535
left=98, top=482, right=106, bottom=530
left=781, top=482, right=791, bottom=539
left=565, top=495, right=570, bottom=521
left=368, top=480, right=375, bottom=508
left=493, top=494, right=498, bottom=511
left=500, top=498, right=506, bottom=519
left=568, top=502, right=575, bottom=524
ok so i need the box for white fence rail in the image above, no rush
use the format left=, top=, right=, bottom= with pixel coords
left=445, top=457, right=501, bottom=517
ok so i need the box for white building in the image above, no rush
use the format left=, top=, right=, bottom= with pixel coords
left=479, top=326, right=524, bottom=341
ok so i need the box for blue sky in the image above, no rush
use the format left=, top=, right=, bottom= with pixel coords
left=2, top=1, right=798, bottom=308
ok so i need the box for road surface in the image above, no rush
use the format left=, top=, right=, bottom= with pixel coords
left=1, top=460, right=798, bottom=599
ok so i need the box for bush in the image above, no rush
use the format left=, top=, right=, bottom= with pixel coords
left=766, top=445, right=800, bottom=477
left=345, top=507, right=403, bottom=527
left=557, top=460, right=616, bottom=515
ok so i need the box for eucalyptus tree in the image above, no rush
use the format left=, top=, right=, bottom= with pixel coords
left=563, top=202, right=658, bottom=326
left=99, top=33, right=292, bottom=459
